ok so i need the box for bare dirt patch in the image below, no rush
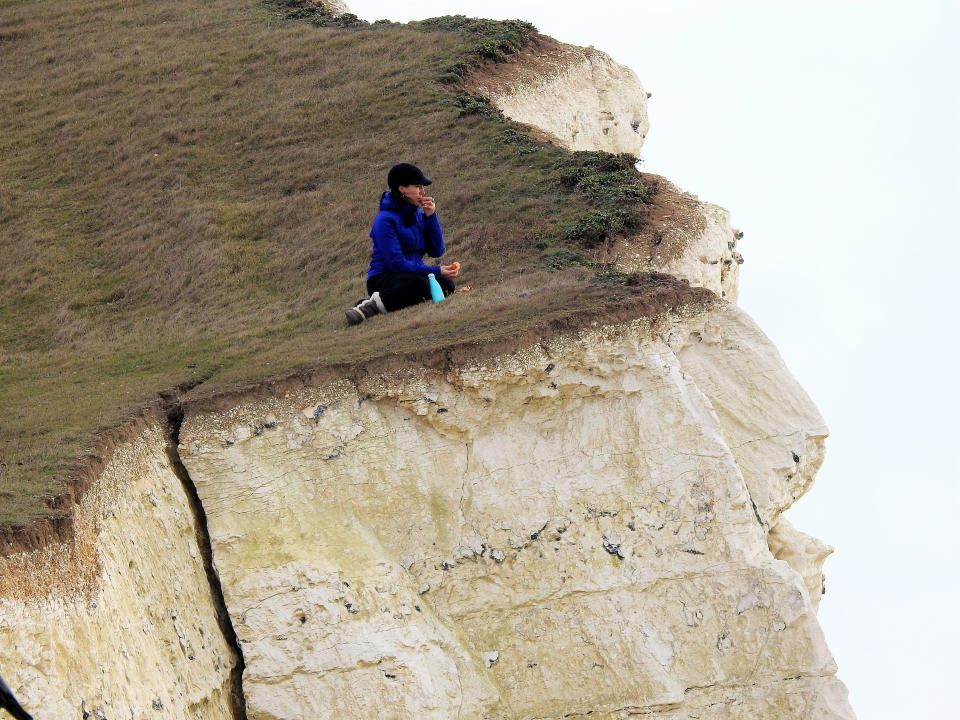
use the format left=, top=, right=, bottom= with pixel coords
left=465, top=33, right=593, bottom=97
left=592, top=173, right=707, bottom=269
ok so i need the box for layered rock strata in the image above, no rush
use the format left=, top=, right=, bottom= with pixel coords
left=178, top=303, right=853, bottom=719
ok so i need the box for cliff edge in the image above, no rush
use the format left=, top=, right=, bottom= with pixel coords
left=0, top=3, right=853, bottom=718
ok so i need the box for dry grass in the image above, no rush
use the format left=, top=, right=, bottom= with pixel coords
left=0, top=0, right=695, bottom=527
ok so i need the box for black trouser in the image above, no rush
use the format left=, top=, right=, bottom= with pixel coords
left=367, top=271, right=455, bottom=313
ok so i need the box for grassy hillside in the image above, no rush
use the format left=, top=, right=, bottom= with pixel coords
left=0, top=0, right=702, bottom=528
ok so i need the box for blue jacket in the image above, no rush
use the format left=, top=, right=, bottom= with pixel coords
left=367, top=191, right=444, bottom=280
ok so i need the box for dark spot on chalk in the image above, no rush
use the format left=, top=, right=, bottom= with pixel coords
left=545, top=363, right=555, bottom=373
left=602, top=538, right=623, bottom=558
left=414, top=605, right=421, bottom=612
left=324, top=446, right=343, bottom=461
left=684, top=549, right=705, bottom=555
left=300, top=615, right=307, bottom=624
left=792, top=452, right=800, bottom=463
left=437, top=407, right=448, bottom=413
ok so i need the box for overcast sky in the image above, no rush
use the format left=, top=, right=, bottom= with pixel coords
left=346, top=1, right=959, bottom=717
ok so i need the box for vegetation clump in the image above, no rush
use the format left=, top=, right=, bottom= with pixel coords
left=591, top=266, right=648, bottom=287
left=267, top=0, right=366, bottom=27
left=412, top=15, right=537, bottom=80
left=495, top=127, right=540, bottom=155
left=453, top=92, right=502, bottom=117
left=539, top=249, right=585, bottom=271
left=556, top=151, right=651, bottom=246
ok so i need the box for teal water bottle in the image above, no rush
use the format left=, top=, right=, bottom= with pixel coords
left=428, top=273, right=444, bottom=303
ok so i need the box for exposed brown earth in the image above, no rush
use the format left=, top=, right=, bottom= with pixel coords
left=465, top=33, right=596, bottom=97
left=605, top=173, right=708, bottom=266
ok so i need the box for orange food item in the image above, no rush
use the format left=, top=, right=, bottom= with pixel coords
left=451, top=262, right=460, bottom=271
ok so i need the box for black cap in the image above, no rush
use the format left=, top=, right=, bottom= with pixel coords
left=387, top=162, right=432, bottom=192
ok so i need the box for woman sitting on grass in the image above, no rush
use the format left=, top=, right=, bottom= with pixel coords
left=345, top=162, right=460, bottom=325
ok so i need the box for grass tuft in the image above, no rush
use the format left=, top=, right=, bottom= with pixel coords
left=265, top=0, right=368, bottom=27
left=452, top=91, right=502, bottom=117
left=539, top=249, right=585, bottom=272
left=412, top=15, right=537, bottom=74
left=555, top=152, right=652, bottom=246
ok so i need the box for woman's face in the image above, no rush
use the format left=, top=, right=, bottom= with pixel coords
left=397, top=183, right=424, bottom=206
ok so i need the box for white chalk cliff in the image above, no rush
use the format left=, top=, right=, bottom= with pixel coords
left=467, top=37, right=650, bottom=156
left=0, top=14, right=854, bottom=720
left=177, top=304, right=852, bottom=720
left=0, top=426, right=240, bottom=719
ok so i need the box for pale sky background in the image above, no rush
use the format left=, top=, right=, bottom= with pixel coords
left=346, top=1, right=958, bottom=717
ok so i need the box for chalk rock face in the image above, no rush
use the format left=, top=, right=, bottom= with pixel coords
left=0, top=426, right=236, bottom=719
left=665, top=310, right=828, bottom=525
left=470, top=39, right=649, bottom=156
left=318, top=0, right=350, bottom=14
left=180, top=303, right=854, bottom=719
left=768, top=518, right=834, bottom=610
left=614, top=193, right=744, bottom=302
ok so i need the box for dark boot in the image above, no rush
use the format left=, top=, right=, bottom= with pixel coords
left=345, top=292, right=387, bottom=325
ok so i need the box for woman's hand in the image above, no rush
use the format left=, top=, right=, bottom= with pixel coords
left=421, top=196, right=436, bottom=216
left=440, top=261, right=460, bottom=278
